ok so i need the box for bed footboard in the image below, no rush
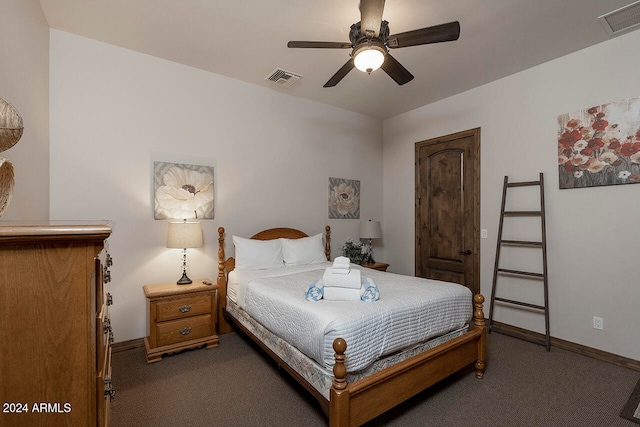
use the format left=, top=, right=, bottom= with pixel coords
left=329, top=294, right=486, bottom=427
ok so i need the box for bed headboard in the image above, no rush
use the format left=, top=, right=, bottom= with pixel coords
left=217, top=226, right=331, bottom=273
left=216, top=225, right=331, bottom=334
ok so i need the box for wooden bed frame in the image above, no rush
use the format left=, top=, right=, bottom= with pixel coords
left=216, top=226, right=486, bottom=427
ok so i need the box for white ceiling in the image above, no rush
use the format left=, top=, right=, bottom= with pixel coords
left=38, top=0, right=638, bottom=120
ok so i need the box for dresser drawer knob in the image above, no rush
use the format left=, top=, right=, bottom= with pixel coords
left=179, top=327, right=192, bottom=335
left=178, top=305, right=192, bottom=313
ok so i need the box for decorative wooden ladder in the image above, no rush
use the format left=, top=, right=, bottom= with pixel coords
left=488, top=173, right=550, bottom=351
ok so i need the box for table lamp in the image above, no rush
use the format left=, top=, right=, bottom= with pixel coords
left=166, top=219, right=203, bottom=284
left=359, top=219, right=382, bottom=264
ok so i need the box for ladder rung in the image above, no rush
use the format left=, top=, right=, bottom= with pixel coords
left=497, top=268, right=545, bottom=278
left=503, top=211, right=542, bottom=216
left=500, top=240, right=542, bottom=247
left=506, top=180, right=541, bottom=187
left=494, top=297, right=545, bottom=311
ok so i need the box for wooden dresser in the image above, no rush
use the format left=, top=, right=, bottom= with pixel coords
left=0, top=221, right=114, bottom=427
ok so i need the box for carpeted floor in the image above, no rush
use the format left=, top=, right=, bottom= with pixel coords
left=111, top=331, right=639, bottom=426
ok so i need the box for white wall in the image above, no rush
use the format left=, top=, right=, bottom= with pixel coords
left=49, top=30, right=383, bottom=342
left=10, top=1, right=637, bottom=361
left=383, top=30, right=640, bottom=361
left=0, top=0, right=49, bottom=220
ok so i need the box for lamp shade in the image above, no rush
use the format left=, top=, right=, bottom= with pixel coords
left=360, top=220, right=382, bottom=239
left=166, top=221, right=204, bottom=249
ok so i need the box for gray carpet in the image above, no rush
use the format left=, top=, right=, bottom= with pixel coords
left=111, top=331, right=639, bottom=426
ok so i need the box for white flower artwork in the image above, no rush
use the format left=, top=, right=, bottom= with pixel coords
left=328, top=177, right=360, bottom=219
left=154, top=161, right=214, bottom=219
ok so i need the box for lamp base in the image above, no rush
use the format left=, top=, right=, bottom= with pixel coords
left=176, top=270, right=192, bottom=285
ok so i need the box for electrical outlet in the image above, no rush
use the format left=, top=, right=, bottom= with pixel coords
left=481, top=229, right=488, bottom=239
left=593, top=316, right=603, bottom=330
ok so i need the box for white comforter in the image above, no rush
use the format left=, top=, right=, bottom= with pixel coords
left=229, top=263, right=472, bottom=372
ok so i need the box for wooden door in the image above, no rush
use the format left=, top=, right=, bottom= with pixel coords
left=415, top=128, right=480, bottom=294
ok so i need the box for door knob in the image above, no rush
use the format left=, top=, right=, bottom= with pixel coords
left=458, top=250, right=472, bottom=255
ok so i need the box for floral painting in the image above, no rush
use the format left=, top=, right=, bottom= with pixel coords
left=328, top=177, right=360, bottom=219
left=558, top=97, right=640, bottom=189
left=154, top=161, right=214, bottom=219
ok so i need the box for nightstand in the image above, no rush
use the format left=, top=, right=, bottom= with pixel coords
left=362, top=261, right=389, bottom=272
left=143, top=278, right=219, bottom=363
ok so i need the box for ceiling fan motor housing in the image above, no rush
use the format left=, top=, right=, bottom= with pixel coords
left=350, top=20, right=390, bottom=46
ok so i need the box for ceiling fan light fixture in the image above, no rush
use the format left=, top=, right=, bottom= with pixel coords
left=353, top=43, right=386, bottom=74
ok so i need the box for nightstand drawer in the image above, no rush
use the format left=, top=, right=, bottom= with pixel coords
left=156, top=294, right=212, bottom=322
left=156, top=314, right=213, bottom=347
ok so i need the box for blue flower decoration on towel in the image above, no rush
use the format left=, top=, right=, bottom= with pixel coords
left=361, top=278, right=380, bottom=302
left=305, top=279, right=324, bottom=301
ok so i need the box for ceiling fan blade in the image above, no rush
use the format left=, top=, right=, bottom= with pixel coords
left=288, top=41, right=352, bottom=49
left=324, top=59, right=355, bottom=87
left=380, top=53, right=414, bottom=85
left=387, top=21, right=460, bottom=49
left=360, top=0, right=386, bottom=38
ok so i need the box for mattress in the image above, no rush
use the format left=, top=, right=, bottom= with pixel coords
left=228, top=264, right=472, bottom=372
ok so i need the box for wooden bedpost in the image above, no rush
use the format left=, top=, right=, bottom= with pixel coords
left=330, top=337, right=349, bottom=427
left=473, top=294, right=486, bottom=379
left=217, top=227, right=234, bottom=334
left=325, top=225, right=331, bottom=261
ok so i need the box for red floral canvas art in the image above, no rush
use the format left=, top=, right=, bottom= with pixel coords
left=558, top=97, right=640, bottom=189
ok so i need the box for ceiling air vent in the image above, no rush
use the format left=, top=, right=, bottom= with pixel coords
left=265, top=69, right=302, bottom=87
left=598, top=0, right=640, bottom=36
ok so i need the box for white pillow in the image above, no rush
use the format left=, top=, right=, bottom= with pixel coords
left=282, top=234, right=327, bottom=266
left=232, top=236, right=283, bottom=270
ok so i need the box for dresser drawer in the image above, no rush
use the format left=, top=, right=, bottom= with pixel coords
left=156, top=314, right=213, bottom=347
left=156, top=294, right=212, bottom=322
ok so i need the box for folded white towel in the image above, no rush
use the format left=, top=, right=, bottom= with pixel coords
left=333, top=256, right=350, bottom=266
left=332, top=256, right=351, bottom=274
left=323, top=286, right=361, bottom=301
left=323, top=267, right=361, bottom=289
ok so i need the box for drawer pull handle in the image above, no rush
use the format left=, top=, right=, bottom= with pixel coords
left=104, top=378, right=116, bottom=401
left=103, top=318, right=111, bottom=335
left=179, top=327, right=192, bottom=335
left=178, top=305, right=192, bottom=313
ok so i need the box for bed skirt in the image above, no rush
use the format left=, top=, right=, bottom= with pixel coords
left=226, top=298, right=469, bottom=400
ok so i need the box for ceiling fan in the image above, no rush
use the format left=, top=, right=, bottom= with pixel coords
left=287, top=0, right=460, bottom=87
